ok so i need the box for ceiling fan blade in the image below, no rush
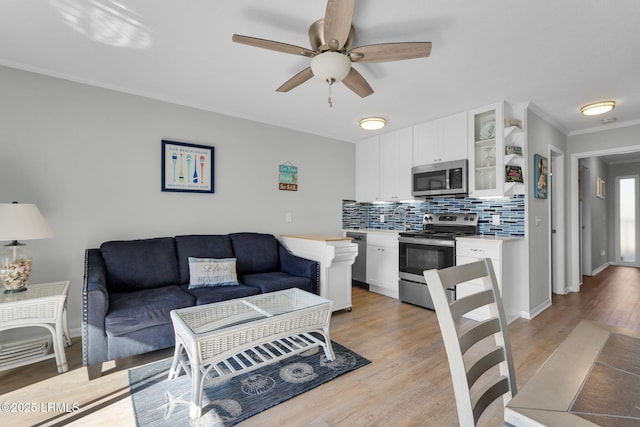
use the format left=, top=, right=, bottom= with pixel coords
left=349, top=42, right=432, bottom=63
left=323, top=0, right=355, bottom=50
left=342, top=68, right=374, bottom=98
left=232, top=34, right=315, bottom=57
left=276, top=67, right=314, bottom=92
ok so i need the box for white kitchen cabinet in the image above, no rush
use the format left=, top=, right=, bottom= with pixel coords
left=413, top=112, right=468, bottom=166
left=455, top=237, right=524, bottom=324
left=365, top=232, right=399, bottom=299
left=379, top=127, right=413, bottom=201
left=355, top=136, right=380, bottom=202
left=468, top=102, right=505, bottom=198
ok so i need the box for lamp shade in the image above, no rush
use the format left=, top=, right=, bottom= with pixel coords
left=310, top=51, right=351, bottom=83
left=0, top=203, right=54, bottom=241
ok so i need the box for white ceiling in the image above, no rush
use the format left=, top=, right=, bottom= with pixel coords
left=1, top=0, right=639, bottom=142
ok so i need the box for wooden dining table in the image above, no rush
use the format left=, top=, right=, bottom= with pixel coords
left=505, top=320, right=640, bottom=426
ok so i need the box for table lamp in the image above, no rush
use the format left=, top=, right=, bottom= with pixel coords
left=0, top=202, right=54, bottom=293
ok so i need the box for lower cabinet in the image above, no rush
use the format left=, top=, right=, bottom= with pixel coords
left=365, top=233, right=399, bottom=299
left=455, top=237, right=524, bottom=324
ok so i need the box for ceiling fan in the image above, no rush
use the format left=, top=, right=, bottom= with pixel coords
left=232, top=0, right=432, bottom=107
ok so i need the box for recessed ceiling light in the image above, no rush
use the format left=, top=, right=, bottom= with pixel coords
left=580, top=100, right=616, bottom=116
left=359, top=117, right=387, bottom=130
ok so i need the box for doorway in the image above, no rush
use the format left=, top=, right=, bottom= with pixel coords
left=615, top=175, right=638, bottom=265
left=569, top=145, right=640, bottom=292
left=549, top=146, right=565, bottom=294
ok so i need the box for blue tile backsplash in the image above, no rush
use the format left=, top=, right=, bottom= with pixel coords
left=342, top=195, right=525, bottom=237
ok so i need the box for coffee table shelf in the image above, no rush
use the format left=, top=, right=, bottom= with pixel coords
left=168, top=288, right=335, bottom=419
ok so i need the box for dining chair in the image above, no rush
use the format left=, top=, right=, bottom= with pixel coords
left=424, top=258, right=517, bottom=427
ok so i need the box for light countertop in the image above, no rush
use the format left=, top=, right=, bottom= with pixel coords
left=456, top=235, right=524, bottom=242
left=281, top=234, right=353, bottom=242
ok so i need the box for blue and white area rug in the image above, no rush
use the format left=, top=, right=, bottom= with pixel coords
left=128, top=341, right=370, bottom=426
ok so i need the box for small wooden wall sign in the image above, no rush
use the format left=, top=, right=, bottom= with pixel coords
left=279, top=164, right=298, bottom=191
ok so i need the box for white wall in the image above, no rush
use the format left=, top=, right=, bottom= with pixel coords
left=0, top=66, right=355, bottom=335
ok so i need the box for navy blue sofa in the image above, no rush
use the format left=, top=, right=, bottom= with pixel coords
left=82, top=232, right=319, bottom=377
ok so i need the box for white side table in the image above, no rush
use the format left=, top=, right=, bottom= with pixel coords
left=0, top=281, right=71, bottom=373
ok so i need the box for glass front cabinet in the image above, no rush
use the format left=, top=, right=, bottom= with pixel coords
left=468, top=102, right=504, bottom=198
left=468, top=102, right=525, bottom=198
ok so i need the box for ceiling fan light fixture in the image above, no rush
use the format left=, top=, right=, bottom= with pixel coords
left=310, top=51, right=351, bottom=83
left=580, top=100, right=616, bottom=116
left=359, top=117, right=387, bottom=130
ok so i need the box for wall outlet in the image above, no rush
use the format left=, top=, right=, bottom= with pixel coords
left=601, top=249, right=606, bottom=256
left=285, top=212, right=292, bottom=223
left=380, top=214, right=385, bottom=223
left=492, top=215, right=500, bottom=226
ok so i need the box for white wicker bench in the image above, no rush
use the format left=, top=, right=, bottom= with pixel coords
left=168, top=288, right=335, bottom=419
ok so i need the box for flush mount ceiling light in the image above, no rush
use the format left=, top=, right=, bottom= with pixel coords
left=359, top=117, right=387, bottom=130
left=580, top=100, right=616, bottom=116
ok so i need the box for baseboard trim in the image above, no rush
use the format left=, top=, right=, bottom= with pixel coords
left=591, top=263, right=610, bottom=276
left=520, top=299, right=552, bottom=320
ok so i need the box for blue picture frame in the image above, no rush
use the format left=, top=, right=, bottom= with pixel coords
left=161, top=140, right=214, bottom=193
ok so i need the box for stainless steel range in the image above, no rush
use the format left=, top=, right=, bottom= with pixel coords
left=398, top=212, right=479, bottom=310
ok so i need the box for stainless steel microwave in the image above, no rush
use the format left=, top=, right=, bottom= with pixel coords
left=411, top=159, right=468, bottom=197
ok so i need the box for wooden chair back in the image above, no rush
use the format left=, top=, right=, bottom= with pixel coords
left=424, top=258, right=516, bottom=426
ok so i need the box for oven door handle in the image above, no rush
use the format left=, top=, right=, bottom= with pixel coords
left=398, top=236, right=455, bottom=247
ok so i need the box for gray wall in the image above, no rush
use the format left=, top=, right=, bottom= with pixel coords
left=526, top=108, right=567, bottom=312
left=0, top=66, right=356, bottom=334
left=579, top=157, right=609, bottom=271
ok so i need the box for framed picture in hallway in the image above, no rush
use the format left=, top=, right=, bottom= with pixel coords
left=596, top=176, right=605, bottom=199
left=534, top=154, right=547, bottom=199
left=161, top=140, right=215, bottom=193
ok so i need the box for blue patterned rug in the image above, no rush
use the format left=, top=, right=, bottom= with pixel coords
left=128, top=341, right=370, bottom=426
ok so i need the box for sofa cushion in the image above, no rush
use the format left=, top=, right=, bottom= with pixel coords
left=100, top=237, right=180, bottom=292
left=229, top=233, right=280, bottom=275
left=182, top=283, right=261, bottom=305
left=188, top=257, right=239, bottom=288
left=105, top=285, right=194, bottom=337
left=175, top=235, right=234, bottom=284
left=241, top=272, right=314, bottom=294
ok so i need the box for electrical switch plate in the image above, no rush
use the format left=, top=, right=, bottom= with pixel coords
left=492, top=215, right=500, bottom=226
left=285, top=212, right=292, bottom=223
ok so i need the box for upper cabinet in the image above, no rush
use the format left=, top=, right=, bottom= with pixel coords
left=355, top=136, right=380, bottom=202
left=355, top=128, right=412, bottom=202
left=379, top=128, right=413, bottom=201
left=413, top=112, right=468, bottom=166
left=468, top=102, right=525, bottom=198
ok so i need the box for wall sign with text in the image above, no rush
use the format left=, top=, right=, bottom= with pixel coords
left=279, top=164, right=298, bottom=191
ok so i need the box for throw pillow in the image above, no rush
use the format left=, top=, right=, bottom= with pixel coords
left=188, top=257, right=239, bottom=289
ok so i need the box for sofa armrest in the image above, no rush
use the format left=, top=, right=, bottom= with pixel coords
left=82, top=249, right=110, bottom=367
left=278, top=243, right=320, bottom=295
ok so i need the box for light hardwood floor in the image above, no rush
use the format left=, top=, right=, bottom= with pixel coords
left=2, top=265, right=639, bottom=426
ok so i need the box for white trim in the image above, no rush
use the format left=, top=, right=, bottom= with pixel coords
left=549, top=145, right=565, bottom=295
left=568, top=119, right=640, bottom=137
left=527, top=102, right=569, bottom=135
left=591, top=263, right=609, bottom=276
left=520, top=299, right=552, bottom=320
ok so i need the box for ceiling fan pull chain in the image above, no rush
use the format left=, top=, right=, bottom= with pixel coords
left=327, top=78, right=334, bottom=108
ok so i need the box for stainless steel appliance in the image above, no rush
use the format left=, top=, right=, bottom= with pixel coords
left=346, top=231, right=367, bottom=288
left=398, top=212, right=479, bottom=310
left=412, top=159, right=468, bottom=198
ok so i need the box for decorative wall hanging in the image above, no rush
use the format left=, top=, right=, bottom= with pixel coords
left=534, top=154, right=548, bottom=199
left=279, top=163, right=298, bottom=191
left=596, top=176, right=605, bottom=199
left=161, top=140, right=214, bottom=193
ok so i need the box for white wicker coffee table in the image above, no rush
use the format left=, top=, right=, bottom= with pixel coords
left=168, top=288, right=335, bottom=419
